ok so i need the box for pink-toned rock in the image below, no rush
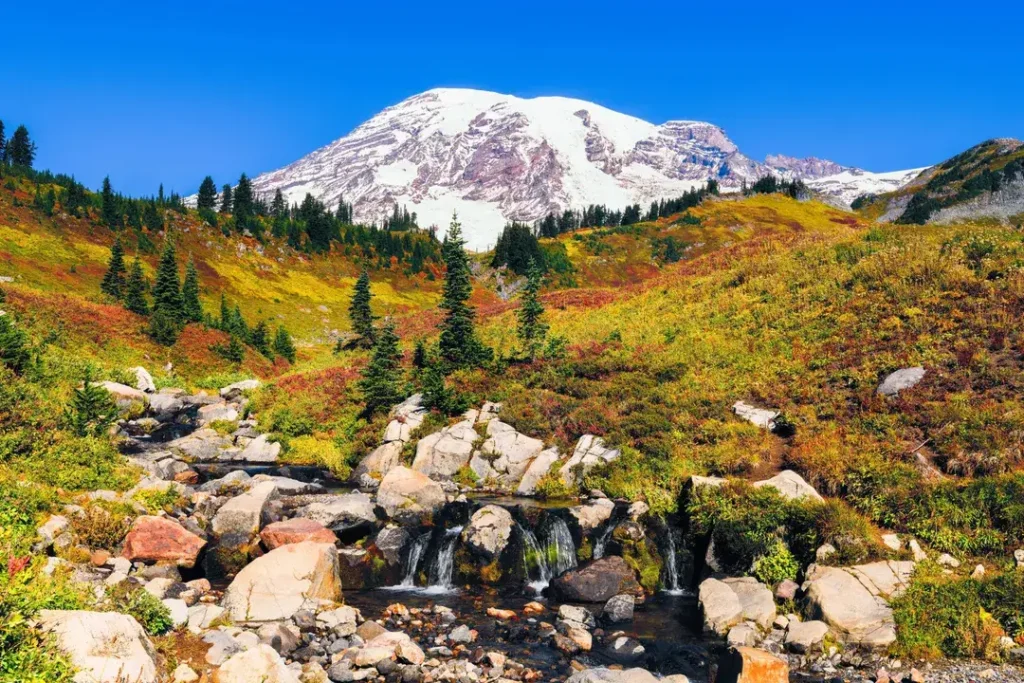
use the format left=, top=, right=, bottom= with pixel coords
left=122, top=516, right=207, bottom=568
left=260, top=518, right=337, bottom=550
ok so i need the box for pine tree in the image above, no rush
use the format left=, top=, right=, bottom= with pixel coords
left=181, top=258, right=203, bottom=323
left=271, top=189, right=286, bottom=218
left=221, top=335, right=245, bottom=363
left=218, top=294, right=230, bottom=330
left=273, top=325, right=296, bottom=363
left=412, top=339, right=427, bottom=369
left=152, top=241, right=183, bottom=321
left=197, top=176, right=218, bottom=210
left=233, top=173, right=254, bottom=229
left=348, top=270, right=375, bottom=346
left=0, top=309, right=30, bottom=374
left=148, top=308, right=180, bottom=345
left=65, top=368, right=119, bottom=437
left=123, top=258, right=150, bottom=315
left=358, top=319, right=404, bottom=415
left=143, top=200, right=163, bottom=231
left=6, top=125, right=35, bottom=168
left=438, top=214, right=491, bottom=368
left=101, top=176, right=120, bottom=228
left=219, top=184, right=233, bottom=213
left=251, top=320, right=272, bottom=357
left=100, top=238, right=127, bottom=299
left=516, top=258, right=548, bottom=360
left=0, top=120, right=5, bottom=163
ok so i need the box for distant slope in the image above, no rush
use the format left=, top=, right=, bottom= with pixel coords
left=854, top=138, right=1024, bottom=225
left=806, top=167, right=926, bottom=207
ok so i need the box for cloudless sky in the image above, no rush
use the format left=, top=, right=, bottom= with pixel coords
left=4, top=0, right=1022, bottom=197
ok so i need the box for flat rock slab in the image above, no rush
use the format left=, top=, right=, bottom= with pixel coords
left=38, top=610, right=159, bottom=683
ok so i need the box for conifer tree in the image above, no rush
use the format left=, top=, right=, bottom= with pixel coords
left=123, top=258, right=150, bottom=315
left=0, top=120, right=5, bottom=163
left=148, top=309, right=179, bottom=346
left=197, top=176, right=218, bottom=210
left=231, top=304, right=249, bottom=342
left=412, top=339, right=427, bottom=369
left=6, top=125, right=35, bottom=168
left=101, top=176, right=120, bottom=228
left=0, top=308, right=30, bottom=374
left=233, top=173, right=254, bottom=228
left=152, top=241, right=183, bottom=321
left=222, top=335, right=245, bottom=363
left=100, top=238, right=127, bottom=299
left=273, top=325, right=296, bottom=363
left=438, top=214, right=491, bottom=368
left=181, top=258, right=203, bottom=323
left=348, top=270, right=375, bottom=346
left=271, top=189, right=286, bottom=218
left=65, top=368, right=118, bottom=437
left=219, top=184, right=233, bottom=213
left=251, top=320, right=272, bottom=357
left=516, top=258, right=548, bottom=360
left=358, top=319, right=404, bottom=415
left=218, top=294, right=230, bottom=330
left=143, top=200, right=163, bottom=231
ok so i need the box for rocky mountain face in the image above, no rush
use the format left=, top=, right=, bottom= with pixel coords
left=249, top=88, right=921, bottom=248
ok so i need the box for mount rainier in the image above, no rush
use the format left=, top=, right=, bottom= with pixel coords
left=249, top=88, right=924, bottom=249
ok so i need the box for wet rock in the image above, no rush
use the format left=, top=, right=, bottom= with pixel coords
left=222, top=541, right=342, bottom=622
left=877, top=367, right=925, bottom=397
left=448, top=624, right=475, bottom=644
left=411, top=420, right=478, bottom=478
left=261, top=518, right=337, bottom=549
left=602, top=594, right=635, bottom=623
left=608, top=635, right=645, bottom=658
left=376, top=466, right=446, bottom=523
left=784, top=620, right=829, bottom=654
left=752, top=470, right=823, bottom=502
left=550, top=556, right=643, bottom=603
left=213, top=644, right=298, bottom=683
left=569, top=498, right=615, bottom=532
left=715, top=646, right=788, bottom=683
left=559, top=604, right=596, bottom=629
left=559, top=435, right=621, bottom=486
left=121, top=515, right=207, bottom=568
left=38, top=610, right=158, bottom=683
left=373, top=526, right=409, bottom=566
left=461, top=505, right=514, bottom=559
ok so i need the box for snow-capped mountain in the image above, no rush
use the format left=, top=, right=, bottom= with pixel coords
left=806, top=167, right=927, bottom=206
left=248, top=88, right=923, bottom=249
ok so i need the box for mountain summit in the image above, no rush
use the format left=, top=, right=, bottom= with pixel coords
left=250, top=88, right=915, bottom=248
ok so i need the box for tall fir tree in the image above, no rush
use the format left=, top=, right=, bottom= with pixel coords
left=438, top=214, right=491, bottom=368
left=101, top=176, right=120, bottom=228
left=219, top=184, right=233, bottom=213
left=218, top=294, right=231, bottom=330
left=181, top=258, right=203, bottom=323
left=197, top=176, right=218, bottom=210
left=0, top=119, right=5, bottom=163
left=273, top=325, right=296, bottom=363
left=516, top=258, right=548, bottom=360
left=123, top=257, right=150, bottom=315
left=233, top=173, right=254, bottom=229
left=0, top=308, right=30, bottom=374
left=357, top=319, right=404, bottom=415
left=251, top=320, right=272, bottom=357
left=100, top=238, right=127, bottom=299
left=348, top=270, right=375, bottom=346
left=152, top=241, right=183, bottom=321
left=6, top=125, right=35, bottom=167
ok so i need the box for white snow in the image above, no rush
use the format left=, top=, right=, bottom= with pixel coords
left=807, top=167, right=927, bottom=206
left=375, top=160, right=419, bottom=186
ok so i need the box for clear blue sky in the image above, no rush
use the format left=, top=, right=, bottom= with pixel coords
left=4, top=0, right=1022, bottom=197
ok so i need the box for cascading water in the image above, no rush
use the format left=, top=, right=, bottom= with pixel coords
left=519, top=524, right=551, bottom=594
left=399, top=532, right=432, bottom=587
left=546, top=517, right=577, bottom=577
left=426, top=525, right=463, bottom=592
left=592, top=523, right=614, bottom=559
left=663, top=529, right=685, bottom=595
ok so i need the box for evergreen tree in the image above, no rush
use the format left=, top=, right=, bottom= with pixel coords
left=181, top=258, right=203, bottom=323
left=273, top=325, right=296, bottom=363
left=357, top=319, right=404, bottom=415
left=218, top=294, right=230, bottom=330
left=219, top=184, right=233, bottom=213
left=197, top=176, right=218, bottom=210
left=516, top=258, right=548, bottom=360
left=0, top=120, right=5, bottom=163
left=271, top=189, right=287, bottom=218
left=148, top=309, right=180, bottom=345
left=233, top=173, right=254, bottom=229
left=220, top=334, right=245, bottom=363
left=101, top=176, right=120, bottom=228
left=437, top=214, right=491, bottom=368
left=230, top=304, right=249, bottom=342
left=152, top=241, right=183, bottom=321
left=251, top=320, right=272, bottom=357
left=421, top=364, right=467, bottom=415
left=412, top=339, right=427, bottom=369
left=65, top=368, right=118, bottom=437
left=123, top=258, right=150, bottom=315
left=143, top=200, right=163, bottom=231
left=6, top=125, right=35, bottom=168
left=100, top=238, right=127, bottom=299
left=0, top=309, right=30, bottom=374
left=348, top=270, right=375, bottom=346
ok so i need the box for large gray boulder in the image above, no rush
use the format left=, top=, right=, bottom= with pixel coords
left=877, top=367, right=926, bottom=397
left=569, top=497, right=615, bottom=531
left=222, top=541, right=342, bottom=622
left=211, top=481, right=278, bottom=537
left=698, top=578, right=743, bottom=635
left=785, top=620, right=830, bottom=654
left=213, top=644, right=298, bottom=683
left=559, top=435, right=621, bottom=486
left=296, top=492, right=377, bottom=530
left=239, top=434, right=281, bottom=463
left=411, top=420, right=478, bottom=478
left=752, top=470, right=823, bottom=502
left=220, top=379, right=260, bottom=400
left=376, top=466, right=446, bottom=522
left=516, top=446, right=560, bottom=495
left=352, top=441, right=403, bottom=485
left=96, top=381, right=150, bottom=409
left=469, top=420, right=545, bottom=486
left=550, top=556, right=643, bottom=603
left=722, top=577, right=776, bottom=629
left=131, top=366, right=156, bottom=393
left=38, top=610, right=159, bottom=683
left=461, top=505, right=513, bottom=559
left=731, top=400, right=779, bottom=429
left=167, top=428, right=234, bottom=462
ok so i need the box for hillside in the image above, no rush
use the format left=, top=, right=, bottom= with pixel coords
left=854, top=138, right=1024, bottom=225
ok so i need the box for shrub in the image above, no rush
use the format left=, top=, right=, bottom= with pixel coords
left=25, top=434, right=138, bottom=492
left=285, top=435, right=350, bottom=480
left=750, top=540, right=799, bottom=585
left=68, top=503, right=133, bottom=550
left=106, top=582, right=173, bottom=635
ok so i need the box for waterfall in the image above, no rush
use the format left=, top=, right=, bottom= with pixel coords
left=426, top=526, right=463, bottom=592
left=592, top=523, right=614, bottom=559
left=399, top=532, right=432, bottom=587
left=663, top=529, right=685, bottom=595
left=519, top=524, right=551, bottom=593
left=546, top=517, right=577, bottom=577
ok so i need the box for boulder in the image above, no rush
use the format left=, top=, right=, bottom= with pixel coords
left=877, top=367, right=926, bottom=397
left=186, top=604, right=225, bottom=633
left=566, top=668, right=663, bottom=683
left=722, top=577, right=777, bottom=629
left=785, top=620, right=829, bottom=654
left=122, top=516, right=207, bottom=568
left=376, top=466, right=446, bottom=522
left=296, top=492, right=377, bottom=530
left=211, top=481, right=278, bottom=537
left=559, top=435, right=621, bottom=486
left=602, top=594, right=635, bottom=623
left=517, top=447, right=560, bottom=495
left=461, top=505, right=514, bottom=560
left=411, top=420, right=479, bottom=478
left=374, top=526, right=409, bottom=566
left=38, top=610, right=158, bottom=683
left=213, top=644, right=298, bottom=683
left=569, top=497, right=616, bottom=532
left=698, top=578, right=744, bottom=635
left=752, top=470, right=823, bottom=502
left=727, top=623, right=759, bottom=648
left=550, top=556, right=643, bottom=603
left=239, top=434, right=281, bottom=463
left=220, top=379, right=261, bottom=400
left=731, top=401, right=778, bottom=430
left=352, top=441, right=403, bottom=483
left=391, top=394, right=428, bottom=430
left=222, top=541, right=342, bottom=622
left=258, top=622, right=301, bottom=655
left=715, top=647, right=789, bottom=683
left=198, top=402, right=240, bottom=424
left=148, top=393, right=184, bottom=416
left=250, top=475, right=322, bottom=496
left=803, top=562, right=909, bottom=648
left=260, top=518, right=337, bottom=549
left=168, top=428, right=233, bottom=461
left=34, top=514, right=70, bottom=551
left=132, top=367, right=156, bottom=393
left=471, top=420, right=545, bottom=485
left=96, top=381, right=149, bottom=409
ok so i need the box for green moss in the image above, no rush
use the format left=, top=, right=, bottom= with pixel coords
left=621, top=539, right=663, bottom=593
